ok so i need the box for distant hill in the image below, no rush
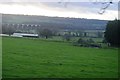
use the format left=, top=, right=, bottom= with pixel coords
left=2, top=14, right=108, bottom=30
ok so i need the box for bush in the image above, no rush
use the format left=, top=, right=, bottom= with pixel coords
left=77, top=38, right=86, bottom=44
left=87, top=38, right=95, bottom=43
left=73, top=38, right=101, bottom=48
left=63, top=34, right=71, bottom=41
left=102, top=39, right=107, bottom=43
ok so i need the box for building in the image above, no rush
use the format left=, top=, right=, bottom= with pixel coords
left=12, top=33, right=39, bottom=38
left=83, top=30, right=105, bottom=38
left=57, top=29, right=105, bottom=38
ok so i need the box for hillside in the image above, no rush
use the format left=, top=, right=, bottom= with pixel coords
left=2, top=14, right=108, bottom=30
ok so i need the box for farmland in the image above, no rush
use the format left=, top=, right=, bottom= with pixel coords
left=2, top=37, right=118, bottom=78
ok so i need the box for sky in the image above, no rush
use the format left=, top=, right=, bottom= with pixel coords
left=0, top=0, right=119, bottom=20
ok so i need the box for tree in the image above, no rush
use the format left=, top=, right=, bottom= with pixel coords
left=63, top=33, right=71, bottom=41
left=87, top=38, right=95, bottom=43
left=104, top=20, right=120, bottom=47
left=97, top=32, right=103, bottom=38
left=38, top=29, right=53, bottom=39
left=2, top=24, right=15, bottom=36
left=77, top=38, right=86, bottom=44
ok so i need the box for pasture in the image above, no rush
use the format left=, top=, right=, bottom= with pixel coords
left=2, top=37, right=118, bottom=78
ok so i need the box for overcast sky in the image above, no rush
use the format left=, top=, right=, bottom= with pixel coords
left=0, top=0, right=119, bottom=20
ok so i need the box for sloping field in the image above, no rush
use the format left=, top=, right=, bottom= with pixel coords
left=2, top=37, right=118, bottom=78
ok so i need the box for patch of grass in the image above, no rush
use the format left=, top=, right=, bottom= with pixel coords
left=2, top=37, right=118, bottom=78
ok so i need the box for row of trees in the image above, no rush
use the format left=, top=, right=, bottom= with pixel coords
left=2, top=25, right=54, bottom=38
left=2, top=25, right=103, bottom=38
left=2, top=19, right=119, bottom=47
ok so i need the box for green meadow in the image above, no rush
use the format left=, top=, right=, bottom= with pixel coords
left=2, top=37, right=118, bottom=78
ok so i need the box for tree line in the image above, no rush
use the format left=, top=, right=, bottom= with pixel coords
left=2, top=19, right=120, bottom=47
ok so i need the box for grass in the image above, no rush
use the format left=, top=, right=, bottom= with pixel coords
left=2, top=37, right=118, bottom=78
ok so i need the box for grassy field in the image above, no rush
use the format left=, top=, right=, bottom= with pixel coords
left=2, top=37, right=118, bottom=78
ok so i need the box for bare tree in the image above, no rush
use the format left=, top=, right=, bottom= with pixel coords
left=38, top=28, right=53, bottom=39
left=2, top=24, right=15, bottom=36
left=63, top=32, right=71, bottom=41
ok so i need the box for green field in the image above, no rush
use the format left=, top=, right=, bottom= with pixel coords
left=2, top=37, right=118, bottom=78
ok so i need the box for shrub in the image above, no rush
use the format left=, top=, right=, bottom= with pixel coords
left=63, top=34, right=71, bottom=41
left=87, top=38, right=95, bottom=43
left=102, top=39, right=107, bottom=43
left=77, top=38, right=86, bottom=44
left=73, top=38, right=101, bottom=48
